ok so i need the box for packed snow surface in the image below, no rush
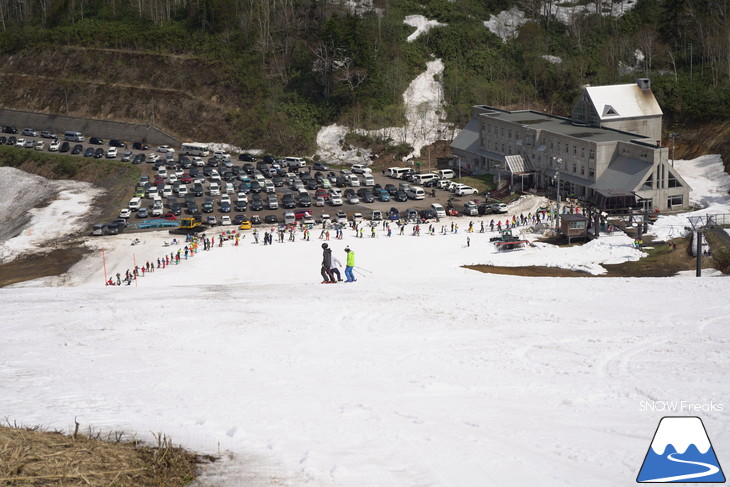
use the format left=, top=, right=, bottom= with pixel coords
left=1, top=155, right=729, bottom=487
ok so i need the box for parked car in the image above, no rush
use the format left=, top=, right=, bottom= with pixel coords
left=456, top=186, right=479, bottom=196
left=59, top=141, right=70, bottom=152
left=119, top=208, right=131, bottom=219
left=3, top=126, right=19, bottom=134
left=83, top=147, right=95, bottom=157
left=490, top=203, right=508, bottom=214
left=106, top=147, right=118, bottom=158
left=72, top=144, right=83, bottom=154
left=395, top=190, right=408, bottom=202
left=207, top=215, right=218, bottom=225
left=109, top=139, right=127, bottom=148
left=313, top=162, right=329, bottom=171
left=22, top=128, right=38, bottom=137
left=48, top=140, right=60, bottom=151
left=157, top=145, right=175, bottom=153
left=89, top=137, right=104, bottom=145
left=137, top=207, right=149, bottom=219
left=132, top=142, right=150, bottom=150
left=40, top=130, right=56, bottom=139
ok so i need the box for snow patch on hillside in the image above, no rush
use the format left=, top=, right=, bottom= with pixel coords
left=0, top=167, right=101, bottom=263
left=485, top=0, right=637, bottom=41
left=316, top=59, right=449, bottom=165
left=404, top=15, right=447, bottom=42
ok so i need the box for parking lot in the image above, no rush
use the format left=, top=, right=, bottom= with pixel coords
left=1, top=126, right=497, bottom=233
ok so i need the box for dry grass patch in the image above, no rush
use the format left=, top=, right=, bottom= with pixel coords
left=0, top=422, right=209, bottom=486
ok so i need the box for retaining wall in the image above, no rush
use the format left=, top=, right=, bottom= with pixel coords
left=0, top=108, right=180, bottom=146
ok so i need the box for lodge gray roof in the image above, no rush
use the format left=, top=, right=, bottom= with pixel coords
left=591, top=156, right=653, bottom=192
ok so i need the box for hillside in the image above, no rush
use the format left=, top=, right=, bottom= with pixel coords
left=0, top=0, right=727, bottom=158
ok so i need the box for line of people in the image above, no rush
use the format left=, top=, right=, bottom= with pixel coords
left=320, top=243, right=356, bottom=283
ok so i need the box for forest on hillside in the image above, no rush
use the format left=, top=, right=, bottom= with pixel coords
left=0, top=0, right=727, bottom=153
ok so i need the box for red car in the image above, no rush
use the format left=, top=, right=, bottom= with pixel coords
left=160, top=213, right=177, bottom=220
left=180, top=173, right=192, bottom=184
left=315, top=189, right=330, bottom=201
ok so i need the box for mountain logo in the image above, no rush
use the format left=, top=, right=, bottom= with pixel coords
left=637, top=416, right=725, bottom=483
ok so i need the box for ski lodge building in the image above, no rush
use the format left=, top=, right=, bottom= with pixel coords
left=450, top=79, right=690, bottom=212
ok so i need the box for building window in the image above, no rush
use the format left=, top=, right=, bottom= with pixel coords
left=501, top=144, right=505, bottom=153
left=641, top=152, right=648, bottom=159
left=589, top=167, right=595, bottom=178
left=667, top=171, right=682, bottom=188
left=572, top=163, right=577, bottom=173
left=569, top=220, right=586, bottom=229
left=668, top=195, right=683, bottom=207
left=641, top=174, right=654, bottom=190
left=573, top=145, right=577, bottom=155
left=581, top=148, right=585, bottom=158
left=589, top=149, right=595, bottom=159
left=501, top=127, right=505, bottom=136
left=508, top=129, right=512, bottom=139
left=565, top=144, right=569, bottom=154
left=580, top=165, right=585, bottom=175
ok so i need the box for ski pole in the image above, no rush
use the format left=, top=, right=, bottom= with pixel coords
left=355, top=265, right=372, bottom=273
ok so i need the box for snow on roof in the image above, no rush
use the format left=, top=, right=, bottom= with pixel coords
left=584, top=83, right=663, bottom=120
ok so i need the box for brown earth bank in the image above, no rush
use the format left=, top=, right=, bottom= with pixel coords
left=0, top=46, right=240, bottom=143
left=0, top=424, right=208, bottom=486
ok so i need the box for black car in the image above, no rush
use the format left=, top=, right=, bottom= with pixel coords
left=132, top=154, right=145, bottom=164
left=220, top=202, right=231, bottom=213
left=357, top=188, right=375, bottom=203
left=419, top=209, right=436, bottom=220
left=272, top=175, right=284, bottom=187
left=262, top=155, right=275, bottom=165
left=305, top=178, right=318, bottom=190
left=132, top=142, right=150, bottom=150
left=89, top=137, right=104, bottom=145
left=109, top=139, right=127, bottom=148
left=250, top=199, right=264, bottom=211
left=193, top=184, right=204, bottom=197
left=72, top=144, right=83, bottom=154
left=203, top=167, right=213, bottom=177
left=170, top=203, right=182, bottom=216
left=395, top=190, right=408, bottom=202
left=313, top=162, right=329, bottom=171
left=207, top=157, right=219, bottom=167
left=282, top=193, right=296, bottom=208
left=7, top=136, right=16, bottom=145
left=3, top=126, right=18, bottom=134
left=83, top=147, right=95, bottom=157
left=94, top=147, right=105, bottom=158
left=264, top=214, right=278, bottom=224
left=202, top=201, right=214, bottom=213
left=235, top=200, right=247, bottom=212
left=242, top=163, right=254, bottom=174
left=239, top=153, right=257, bottom=162
left=385, top=184, right=398, bottom=195
left=249, top=181, right=263, bottom=193
left=59, top=141, right=70, bottom=152
left=0, top=136, right=5, bottom=145
left=179, top=156, right=192, bottom=169
left=336, top=176, right=348, bottom=188
left=298, top=193, right=312, bottom=207
left=250, top=215, right=262, bottom=225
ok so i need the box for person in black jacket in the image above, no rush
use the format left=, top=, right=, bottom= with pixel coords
left=321, top=243, right=334, bottom=283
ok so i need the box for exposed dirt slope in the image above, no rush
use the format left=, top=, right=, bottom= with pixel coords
left=0, top=47, right=241, bottom=142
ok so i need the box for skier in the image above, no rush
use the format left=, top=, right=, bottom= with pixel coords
left=321, top=243, right=335, bottom=283
left=344, top=247, right=356, bottom=282
left=330, top=252, right=343, bottom=282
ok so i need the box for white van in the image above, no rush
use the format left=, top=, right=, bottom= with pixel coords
left=64, top=131, right=84, bottom=142
left=388, top=167, right=410, bottom=179
left=414, top=173, right=439, bottom=185
left=284, top=212, right=296, bottom=225
left=405, top=186, right=425, bottom=200
left=285, top=157, right=306, bottom=168
left=361, top=173, right=375, bottom=186
left=430, top=203, right=446, bottom=218
left=128, top=197, right=142, bottom=211
left=347, top=174, right=360, bottom=187
left=437, top=169, right=456, bottom=179
left=152, top=196, right=163, bottom=209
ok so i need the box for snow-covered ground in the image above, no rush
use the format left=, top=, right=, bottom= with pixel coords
left=1, top=155, right=729, bottom=486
